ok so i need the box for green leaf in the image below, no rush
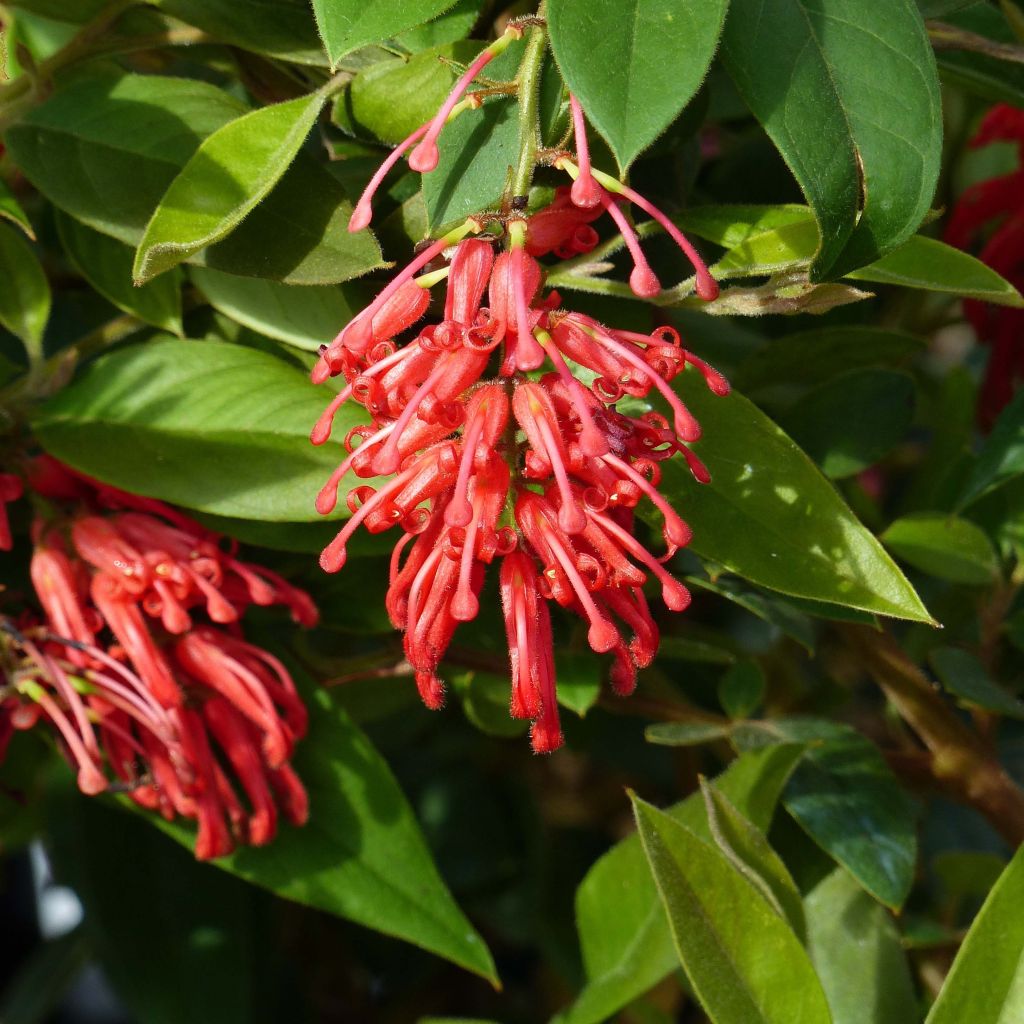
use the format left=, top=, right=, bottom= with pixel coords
left=191, top=156, right=385, bottom=285
left=0, top=176, right=35, bottom=238
left=547, top=0, right=729, bottom=171
left=701, top=780, right=805, bottom=938
left=926, top=842, right=1024, bottom=1023
left=929, top=646, right=1024, bottom=718
left=654, top=373, right=933, bottom=622
left=734, top=327, right=924, bottom=406
left=632, top=794, right=832, bottom=1024
left=0, top=222, right=50, bottom=358
left=735, top=719, right=917, bottom=909
left=718, top=660, right=765, bottom=720
left=423, top=98, right=518, bottom=230
left=335, top=41, right=484, bottom=144
left=959, top=389, right=1024, bottom=508
left=56, top=212, right=183, bottom=335
left=397, top=0, right=485, bottom=50
left=645, top=722, right=731, bottom=747
left=805, top=869, right=918, bottom=1024
left=32, top=338, right=363, bottom=522
left=5, top=0, right=107, bottom=20
left=153, top=0, right=327, bottom=65
left=190, top=267, right=359, bottom=352
left=158, top=682, right=498, bottom=983
left=0, top=929, right=89, bottom=1024
left=133, top=92, right=328, bottom=283
left=720, top=0, right=941, bottom=279
left=918, top=0, right=977, bottom=13
left=7, top=71, right=381, bottom=285
left=559, top=744, right=804, bottom=1024
left=686, top=204, right=1024, bottom=306
left=311, top=0, right=459, bottom=66
left=882, top=512, right=999, bottom=584
left=782, top=369, right=917, bottom=479
left=846, top=235, right=1024, bottom=307
left=6, top=70, right=246, bottom=244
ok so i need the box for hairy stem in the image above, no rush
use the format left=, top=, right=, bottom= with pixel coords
left=509, top=4, right=548, bottom=200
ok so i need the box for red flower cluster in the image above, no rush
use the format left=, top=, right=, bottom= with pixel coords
left=313, top=186, right=725, bottom=750
left=1, top=457, right=317, bottom=859
left=945, top=103, right=1024, bottom=429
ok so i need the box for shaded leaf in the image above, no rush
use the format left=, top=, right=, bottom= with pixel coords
left=632, top=794, right=832, bottom=1024
left=734, top=719, right=917, bottom=909
left=929, top=646, right=1024, bottom=718
left=645, top=722, right=731, bottom=747
left=782, top=369, right=917, bottom=479
left=805, top=868, right=918, bottom=1024
left=56, top=211, right=183, bottom=335
left=720, top=0, right=941, bottom=279
left=559, top=745, right=804, bottom=1024
left=935, top=4, right=1024, bottom=107
left=718, top=660, right=765, bottom=720
left=959, top=389, right=1024, bottom=507
left=0, top=176, right=35, bottom=238
left=0, top=222, right=50, bottom=358
left=311, top=0, right=459, bottom=67
left=133, top=92, right=329, bottom=283
left=190, top=267, right=359, bottom=352
left=153, top=0, right=327, bottom=64
left=547, top=0, right=728, bottom=170
left=882, top=512, right=999, bottom=584
left=32, top=338, right=363, bottom=521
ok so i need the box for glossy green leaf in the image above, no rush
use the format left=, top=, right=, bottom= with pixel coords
left=311, top=0, right=459, bottom=66
left=559, top=744, right=804, bottom=1024
left=654, top=374, right=933, bottom=622
left=158, top=682, right=498, bottom=983
left=701, top=780, right=805, bottom=938
left=734, top=719, right=917, bottom=908
left=782, top=369, right=917, bottom=479
left=805, top=869, right=918, bottom=1024
left=734, top=327, right=924, bottom=406
left=133, top=92, right=328, bottom=283
left=0, top=176, right=35, bottom=238
left=846, top=235, right=1024, bottom=307
left=632, top=795, right=832, bottom=1024
left=720, top=0, right=941, bottom=279
left=926, top=842, right=1024, bottom=1023
left=0, top=222, right=50, bottom=359
left=56, top=212, right=183, bottom=335
left=718, top=660, right=765, bottom=719
left=959, top=389, right=1024, bottom=508
left=336, top=41, right=484, bottom=144
left=929, top=647, right=1024, bottom=718
left=153, top=0, right=327, bottom=64
left=7, top=72, right=381, bottom=285
left=32, top=338, right=364, bottom=521
left=547, top=0, right=728, bottom=171
left=686, top=204, right=1024, bottom=306
left=882, top=512, right=999, bottom=584
left=190, top=267, right=359, bottom=352
left=5, top=0, right=107, bottom=20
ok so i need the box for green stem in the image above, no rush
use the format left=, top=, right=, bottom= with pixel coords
left=509, top=5, right=548, bottom=200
